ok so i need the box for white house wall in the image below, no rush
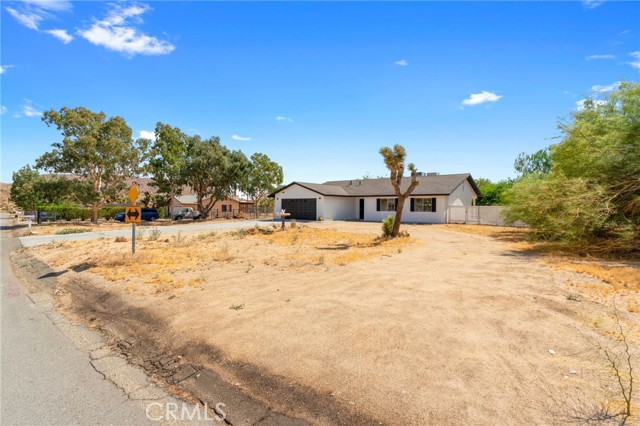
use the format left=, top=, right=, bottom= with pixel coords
left=322, top=196, right=357, bottom=220
left=448, top=179, right=477, bottom=207
left=363, top=196, right=448, bottom=224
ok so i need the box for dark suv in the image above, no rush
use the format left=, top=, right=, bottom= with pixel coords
left=114, top=208, right=160, bottom=222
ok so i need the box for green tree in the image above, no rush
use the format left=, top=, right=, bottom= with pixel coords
left=379, top=144, right=419, bottom=238
left=242, top=153, right=283, bottom=218
left=10, top=166, right=72, bottom=212
left=10, top=165, right=45, bottom=212
left=183, top=136, right=250, bottom=218
left=505, top=82, right=640, bottom=245
left=148, top=122, right=189, bottom=218
left=513, top=148, right=552, bottom=177
left=36, top=107, right=148, bottom=222
left=475, top=178, right=513, bottom=206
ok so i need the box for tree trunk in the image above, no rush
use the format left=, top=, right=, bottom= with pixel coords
left=91, top=204, right=99, bottom=224
left=168, top=184, right=175, bottom=220
left=392, top=197, right=406, bottom=237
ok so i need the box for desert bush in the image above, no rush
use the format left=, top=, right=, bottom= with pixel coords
left=173, top=231, right=188, bottom=246
left=148, top=228, right=161, bottom=241
left=382, top=215, right=394, bottom=238
left=136, top=227, right=146, bottom=240
left=55, top=228, right=90, bottom=235
left=114, top=236, right=127, bottom=242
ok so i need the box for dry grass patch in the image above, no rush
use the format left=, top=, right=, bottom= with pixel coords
left=554, top=261, right=640, bottom=292
left=27, top=225, right=414, bottom=295
left=258, top=226, right=416, bottom=266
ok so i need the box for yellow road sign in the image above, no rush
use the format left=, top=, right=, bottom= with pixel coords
left=128, top=185, right=138, bottom=204
left=125, top=206, right=141, bottom=223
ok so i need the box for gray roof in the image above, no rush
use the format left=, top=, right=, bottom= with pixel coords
left=271, top=174, right=482, bottom=198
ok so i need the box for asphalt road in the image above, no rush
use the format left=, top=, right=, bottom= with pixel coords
left=0, top=214, right=158, bottom=425
left=18, top=219, right=276, bottom=248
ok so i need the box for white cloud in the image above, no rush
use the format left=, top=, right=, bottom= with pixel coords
left=461, top=91, right=502, bottom=107
left=576, top=99, right=607, bottom=111
left=394, top=59, right=408, bottom=66
left=585, top=54, right=615, bottom=60
left=582, top=0, right=606, bottom=9
left=591, top=82, right=619, bottom=93
left=79, top=3, right=175, bottom=56
left=0, top=106, right=7, bottom=115
left=276, top=116, right=293, bottom=122
left=5, top=1, right=72, bottom=30
left=20, top=99, right=42, bottom=118
left=138, top=130, right=156, bottom=140
left=629, top=51, right=640, bottom=70
left=22, top=0, right=72, bottom=12
left=24, top=105, right=42, bottom=117
left=45, top=29, right=73, bottom=44
left=22, top=106, right=41, bottom=117
left=0, top=65, right=13, bottom=74
left=231, top=134, right=251, bottom=141
left=5, top=7, right=43, bottom=30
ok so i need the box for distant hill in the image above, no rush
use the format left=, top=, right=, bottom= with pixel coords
left=0, top=183, right=16, bottom=212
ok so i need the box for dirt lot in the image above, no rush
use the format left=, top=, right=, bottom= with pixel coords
left=18, top=222, right=640, bottom=425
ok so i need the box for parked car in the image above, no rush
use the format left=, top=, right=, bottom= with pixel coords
left=114, top=208, right=160, bottom=222
left=172, top=207, right=202, bottom=220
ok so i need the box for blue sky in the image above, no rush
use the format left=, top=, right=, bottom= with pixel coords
left=1, top=1, right=639, bottom=184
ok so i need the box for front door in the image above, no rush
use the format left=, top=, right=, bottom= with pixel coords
left=359, top=199, right=365, bottom=220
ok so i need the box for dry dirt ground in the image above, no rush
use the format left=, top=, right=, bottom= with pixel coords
left=17, top=222, right=640, bottom=425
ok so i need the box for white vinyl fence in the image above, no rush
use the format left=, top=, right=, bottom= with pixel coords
left=447, top=206, right=526, bottom=227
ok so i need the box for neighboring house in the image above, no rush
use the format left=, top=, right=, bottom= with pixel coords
left=172, top=195, right=254, bottom=217
left=269, top=173, right=482, bottom=224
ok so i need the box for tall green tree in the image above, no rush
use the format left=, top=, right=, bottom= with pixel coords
left=148, top=122, right=189, bottom=218
left=10, top=165, right=45, bottom=212
left=505, top=82, right=640, bottom=244
left=10, top=166, right=73, bottom=212
left=36, top=107, right=148, bottom=222
left=513, top=148, right=552, bottom=177
left=242, top=153, right=283, bottom=218
left=379, top=144, right=419, bottom=238
left=183, top=136, right=250, bottom=218
left=475, top=178, right=513, bottom=206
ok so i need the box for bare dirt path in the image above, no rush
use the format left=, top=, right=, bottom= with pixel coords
left=20, top=221, right=639, bottom=425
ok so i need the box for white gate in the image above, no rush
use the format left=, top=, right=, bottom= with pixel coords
left=446, top=206, right=523, bottom=226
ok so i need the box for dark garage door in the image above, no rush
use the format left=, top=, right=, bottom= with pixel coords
left=282, top=198, right=317, bottom=220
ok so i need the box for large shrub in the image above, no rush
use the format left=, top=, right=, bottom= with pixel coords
left=503, top=175, right=612, bottom=241
left=505, top=82, right=639, bottom=245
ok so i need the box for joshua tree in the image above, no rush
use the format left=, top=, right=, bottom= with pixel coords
left=379, top=144, right=419, bottom=237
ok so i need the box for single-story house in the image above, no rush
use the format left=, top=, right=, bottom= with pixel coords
left=173, top=195, right=254, bottom=217
left=269, top=173, right=482, bottom=224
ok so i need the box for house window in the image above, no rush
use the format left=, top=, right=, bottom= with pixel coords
left=411, top=198, right=437, bottom=212
left=376, top=198, right=397, bottom=211
left=222, top=204, right=231, bottom=212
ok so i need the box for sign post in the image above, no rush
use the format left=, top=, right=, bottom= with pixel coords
left=126, top=185, right=140, bottom=255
